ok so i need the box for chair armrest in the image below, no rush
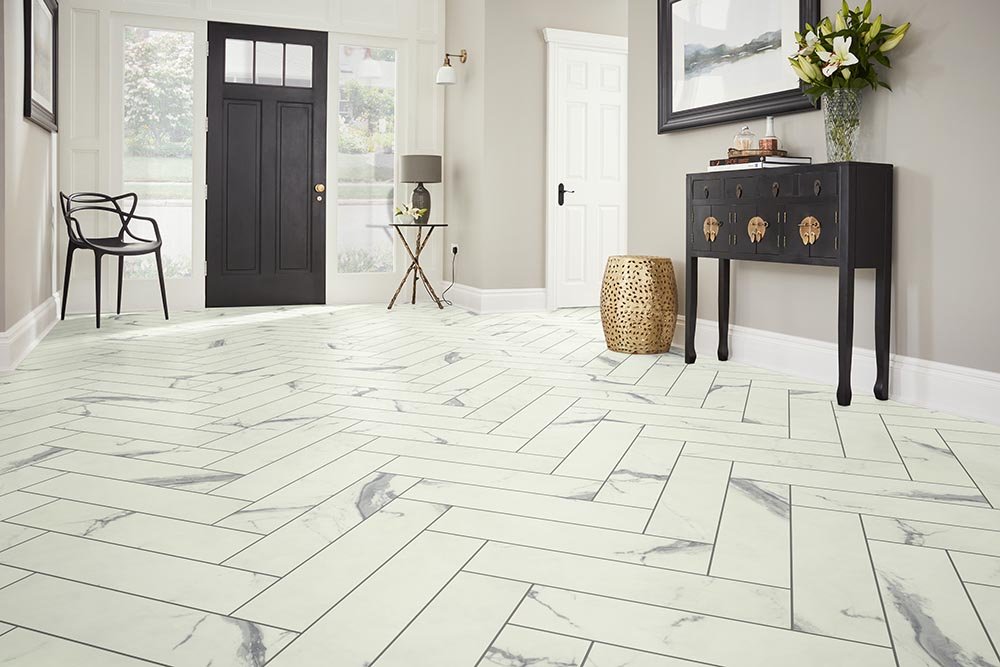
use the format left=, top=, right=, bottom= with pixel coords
left=123, top=213, right=162, bottom=244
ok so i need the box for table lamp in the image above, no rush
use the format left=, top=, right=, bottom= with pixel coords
left=400, top=155, right=442, bottom=224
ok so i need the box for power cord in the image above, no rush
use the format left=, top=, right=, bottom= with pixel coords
left=441, top=246, right=458, bottom=306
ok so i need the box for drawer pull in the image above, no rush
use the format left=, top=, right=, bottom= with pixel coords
left=799, top=216, right=821, bottom=245
left=703, top=216, right=720, bottom=242
left=747, top=216, right=768, bottom=243
left=736, top=184, right=744, bottom=199
left=771, top=182, right=780, bottom=197
left=703, top=186, right=710, bottom=198
left=813, top=179, right=822, bottom=196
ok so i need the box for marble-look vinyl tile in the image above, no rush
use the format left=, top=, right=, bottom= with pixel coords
left=0, top=532, right=276, bottom=614
left=61, top=402, right=220, bottom=429
left=582, top=643, right=710, bottom=666
left=10, top=498, right=261, bottom=563
left=554, top=421, right=642, bottom=482
left=683, top=441, right=908, bottom=478
left=701, top=379, right=750, bottom=412
left=50, top=431, right=232, bottom=468
left=0, top=413, right=80, bottom=442
left=0, top=445, right=67, bottom=474
left=0, top=491, right=53, bottom=520
left=236, top=497, right=447, bottom=631
left=479, top=624, right=591, bottom=667
left=196, top=418, right=306, bottom=454
left=441, top=374, right=527, bottom=410
left=710, top=479, right=790, bottom=588
left=608, top=411, right=788, bottom=439
left=0, top=564, right=31, bottom=589
left=791, top=506, right=889, bottom=646
left=405, top=480, right=649, bottom=532
left=0, top=466, right=63, bottom=495
left=869, top=540, right=1000, bottom=666
left=0, top=575, right=296, bottom=666
left=375, top=571, right=529, bottom=666
left=881, top=415, right=1000, bottom=436
left=346, top=421, right=527, bottom=452
left=607, top=355, right=659, bottom=381
left=519, top=406, right=606, bottom=458
left=26, top=473, right=248, bottom=523
left=511, top=586, right=895, bottom=667
left=888, top=425, right=977, bottom=487
left=430, top=507, right=711, bottom=573
left=574, top=397, right=742, bottom=423
left=362, top=437, right=559, bottom=473
left=966, top=583, right=1000, bottom=647
left=491, top=395, right=578, bottom=439
left=788, top=397, right=841, bottom=443
left=54, top=416, right=220, bottom=448
left=593, top=437, right=681, bottom=509
left=210, top=391, right=328, bottom=430
left=336, top=406, right=498, bottom=434
left=642, top=425, right=844, bottom=457
left=743, top=387, right=789, bottom=427
left=950, top=551, right=1000, bottom=586
left=467, top=541, right=790, bottom=628
left=835, top=413, right=901, bottom=463
left=35, top=450, right=240, bottom=493
left=0, top=428, right=73, bottom=459
left=319, top=393, right=477, bottom=418
left=945, top=441, right=1000, bottom=508
left=208, top=418, right=357, bottom=474
left=862, top=515, right=1000, bottom=558
left=634, top=362, right=683, bottom=390
left=225, top=472, right=420, bottom=576
left=0, top=628, right=158, bottom=666
left=939, top=430, right=1000, bottom=447
left=267, top=532, right=484, bottom=666
left=645, top=456, right=731, bottom=543
left=666, top=368, right=716, bottom=401
left=428, top=365, right=506, bottom=397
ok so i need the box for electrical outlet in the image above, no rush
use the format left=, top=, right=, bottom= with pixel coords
left=450, top=244, right=459, bottom=255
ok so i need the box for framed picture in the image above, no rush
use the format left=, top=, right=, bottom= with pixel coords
left=24, top=0, right=58, bottom=132
left=658, top=0, right=818, bottom=133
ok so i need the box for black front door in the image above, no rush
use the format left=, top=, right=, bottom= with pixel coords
left=207, top=22, right=327, bottom=307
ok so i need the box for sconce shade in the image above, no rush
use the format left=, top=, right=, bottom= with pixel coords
left=436, top=65, right=457, bottom=85
left=400, top=155, right=442, bottom=184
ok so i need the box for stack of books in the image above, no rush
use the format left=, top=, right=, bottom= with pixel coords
left=707, top=152, right=812, bottom=172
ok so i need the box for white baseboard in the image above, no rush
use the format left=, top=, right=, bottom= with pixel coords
left=448, top=283, right=547, bottom=314
left=0, top=295, right=59, bottom=371
left=674, top=317, right=1000, bottom=425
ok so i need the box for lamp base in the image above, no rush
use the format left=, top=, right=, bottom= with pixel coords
left=411, top=183, right=431, bottom=224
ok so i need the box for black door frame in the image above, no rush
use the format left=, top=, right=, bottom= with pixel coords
left=206, top=21, right=328, bottom=307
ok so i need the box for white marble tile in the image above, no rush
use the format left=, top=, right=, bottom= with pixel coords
left=376, top=572, right=529, bottom=666
left=645, top=456, right=731, bottom=543
left=583, top=643, right=713, bottom=666
left=491, top=395, right=578, bottom=439
left=35, top=450, right=240, bottom=493
left=519, top=406, right=606, bottom=458
left=553, top=421, right=642, bottom=481
left=710, top=478, right=790, bottom=588
left=946, top=441, right=1000, bottom=508
left=0, top=628, right=156, bottom=666
left=951, top=551, right=1000, bottom=586
left=594, top=437, right=680, bottom=509
left=789, top=397, right=841, bottom=443
left=0, top=466, right=63, bottom=495
left=209, top=418, right=358, bottom=474
left=744, top=387, right=789, bottom=427
left=701, top=378, right=750, bottom=412
left=666, top=368, right=716, bottom=401
left=0, top=491, right=53, bottom=520
left=888, top=425, right=977, bottom=487
left=966, top=583, right=1000, bottom=647
left=0, top=522, right=44, bottom=552
left=863, top=515, right=1000, bottom=558
left=55, top=416, right=220, bottom=447
left=835, top=413, right=901, bottom=463
left=642, top=425, right=844, bottom=457
left=479, top=625, right=590, bottom=667
left=791, top=506, right=889, bottom=645
left=0, top=575, right=295, bottom=665
left=869, top=540, right=999, bottom=666
left=683, top=441, right=908, bottom=478
left=364, top=436, right=559, bottom=473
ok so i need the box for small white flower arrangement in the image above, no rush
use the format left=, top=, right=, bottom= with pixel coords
left=393, top=203, right=428, bottom=222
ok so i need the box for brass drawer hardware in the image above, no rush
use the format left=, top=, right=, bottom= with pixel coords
left=813, top=179, right=822, bottom=196
left=799, top=215, right=821, bottom=245
left=747, top=216, right=768, bottom=243
left=703, top=216, right=720, bottom=242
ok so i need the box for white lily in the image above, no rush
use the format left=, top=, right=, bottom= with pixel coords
left=818, top=35, right=859, bottom=77
left=797, top=30, right=820, bottom=56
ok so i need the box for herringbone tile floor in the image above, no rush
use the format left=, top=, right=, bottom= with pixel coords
left=0, top=304, right=997, bottom=666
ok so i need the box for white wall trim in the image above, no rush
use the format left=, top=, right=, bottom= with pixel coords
left=673, top=317, right=1000, bottom=425
left=0, top=296, right=60, bottom=372
left=447, top=284, right=547, bottom=314
left=541, top=28, right=628, bottom=52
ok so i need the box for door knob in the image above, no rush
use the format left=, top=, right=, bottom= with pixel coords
left=314, top=184, right=326, bottom=193
left=558, top=183, right=575, bottom=206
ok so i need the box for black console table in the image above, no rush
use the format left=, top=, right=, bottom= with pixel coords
left=684, top=162, right=893, bottom=406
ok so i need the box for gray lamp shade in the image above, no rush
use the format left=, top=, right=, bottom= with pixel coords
left=400, top=155, right=442, bottom=184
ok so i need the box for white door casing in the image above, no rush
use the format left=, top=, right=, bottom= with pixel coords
left=544, top=28, right=628, bottom=310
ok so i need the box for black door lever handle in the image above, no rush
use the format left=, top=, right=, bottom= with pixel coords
left=558, top=183, right=575, bottom=206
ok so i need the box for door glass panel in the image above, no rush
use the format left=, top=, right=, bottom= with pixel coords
left=122, top=26, right=195, bottom=279
left=254, top=41, right=283, bottom=86
left=285, top=44, right=313, bottom=88
left=224, top=39, right=253, bottom=83
left=337, top=45, right=397, bottom=273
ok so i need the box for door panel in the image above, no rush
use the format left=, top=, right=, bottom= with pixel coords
left=207, top=22, right=327, bottom=307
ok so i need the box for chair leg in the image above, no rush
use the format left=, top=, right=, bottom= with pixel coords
left=94, top=252, right=102, bottom=329
left=117, top=256, right=124, bottom=315
left=154, top=250, right=169, bottom=320
left=61, top=246, right=75, bottom=320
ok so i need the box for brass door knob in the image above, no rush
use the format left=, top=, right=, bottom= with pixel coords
left=747, top=216, right=768, bottom=243
left=314, top=184, right=326, bottom=193
left=799, top=216, right=821, bottom=245
left=703, top=216, right=720, bottom=242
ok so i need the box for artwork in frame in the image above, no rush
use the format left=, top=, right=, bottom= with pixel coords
left=24, top=0, right=58, bottom=132
left=658, top=0, right=818, bottom=133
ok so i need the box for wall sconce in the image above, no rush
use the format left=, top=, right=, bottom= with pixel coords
left=436, top=49, right=468, bottom=85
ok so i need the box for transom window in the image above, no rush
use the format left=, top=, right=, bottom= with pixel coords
left=224, top=39, right=312, bottom=88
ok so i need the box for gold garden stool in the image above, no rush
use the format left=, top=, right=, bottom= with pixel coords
left=600, top=256, right=678, bottom=354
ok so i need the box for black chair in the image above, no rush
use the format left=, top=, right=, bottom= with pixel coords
left=59, top=192, right=169, bottom=329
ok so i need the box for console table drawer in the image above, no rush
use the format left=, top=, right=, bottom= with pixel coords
left=691, top=178, right=723, bottom=202
left=797, top=170, right=839, bottom=198
left=760, top=173, right=796, bottom=198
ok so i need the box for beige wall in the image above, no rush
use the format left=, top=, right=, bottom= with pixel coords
left=444, top=0, right=627, bottom=289
left=629, top=0, right=1000, bottom=373
left=3, top=0, right=56, bottom=331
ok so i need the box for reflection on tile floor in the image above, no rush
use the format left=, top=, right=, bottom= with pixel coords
left=0, top=304, right=998, bottom=666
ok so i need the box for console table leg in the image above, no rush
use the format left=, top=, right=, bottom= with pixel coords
left=718, top=258, right=730, bottom=361
left=837, top=266, right=856, bottom=406
left=685, top=257, right=698, bottom=364
left=874, top=263, right=891, bottom=400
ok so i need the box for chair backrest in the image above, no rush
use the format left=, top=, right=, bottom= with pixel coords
left=59, top=192, right=139, bottom=243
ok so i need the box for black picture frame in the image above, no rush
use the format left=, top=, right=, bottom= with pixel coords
left=658, top=0, right=818, bottom=133
left=23, top=0, right=58, bottom=133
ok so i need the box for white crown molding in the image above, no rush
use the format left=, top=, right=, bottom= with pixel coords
left=0, top=295, right=60, bottom=372
left=672, top=316, right=1000, bottom=425
left=541, top=28, right=628, bottom=53
left=447, top=284, right=547, bottom=314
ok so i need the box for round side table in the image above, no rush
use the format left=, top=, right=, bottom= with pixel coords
left=600, top=255, right=678, bottom=354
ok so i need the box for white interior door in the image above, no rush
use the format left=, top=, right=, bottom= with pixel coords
left=545, top=29, right=628, bottom=310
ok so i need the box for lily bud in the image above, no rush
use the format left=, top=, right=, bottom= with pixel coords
left=842, top=68, right=852, bottom=80
left=820, top=18, right=833, bottom=36
left=863, top=0, right=872, bottom=19
left=880, top=22, right=910, bottom=52
left=866, top=15, right=883, bottom=43
left=835, top=12, right=847, bottom=32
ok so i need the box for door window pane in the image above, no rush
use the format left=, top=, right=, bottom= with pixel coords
left=224, top=39, right=253, bottom=83
left=337, top=46, right=397, bottom=274
left=254, top=41, right=283, bottom=86
left=122, top=26, right=195, bottom=280
left=285, top=44, right=312, bottom=88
